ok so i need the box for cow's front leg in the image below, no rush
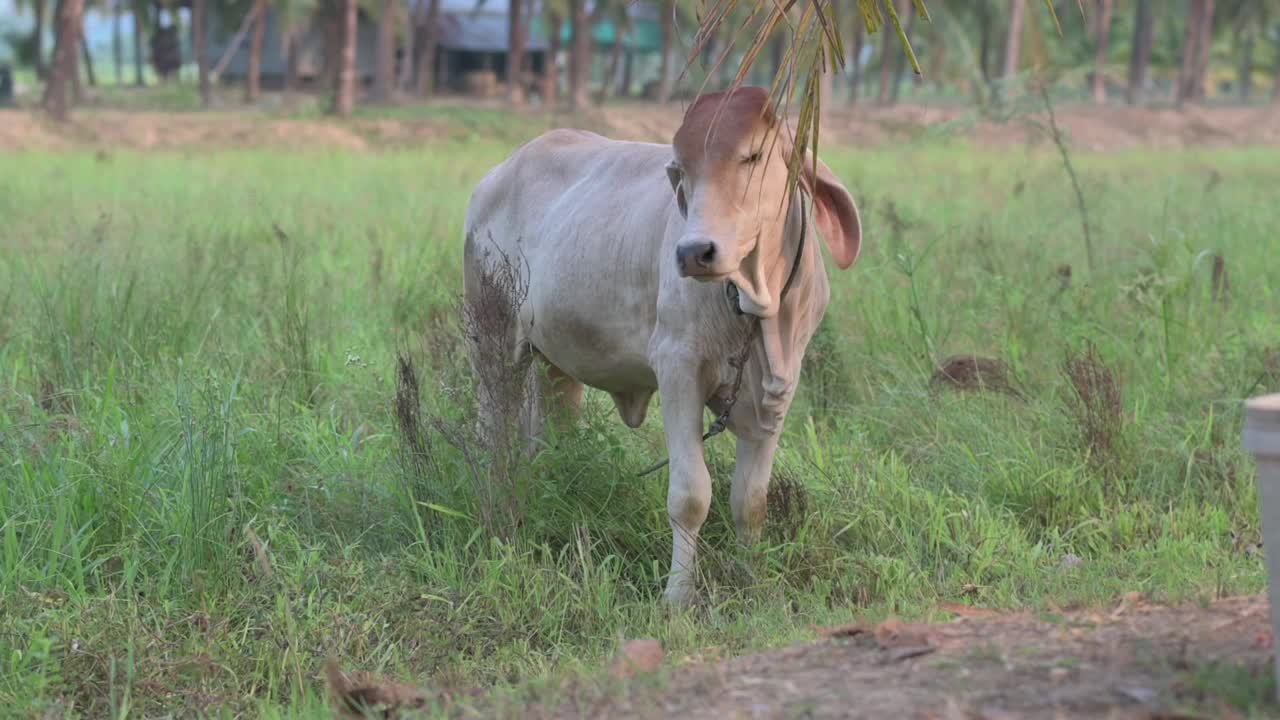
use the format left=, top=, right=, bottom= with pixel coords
left=657, top=365, right=712, bottom=608
left=729, top=431, right=782, bottom=548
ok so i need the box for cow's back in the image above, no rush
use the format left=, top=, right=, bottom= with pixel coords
left=464, top=129, right=678, bottom=393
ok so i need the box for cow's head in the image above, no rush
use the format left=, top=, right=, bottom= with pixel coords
left=666, top=87, right=862, bottom=316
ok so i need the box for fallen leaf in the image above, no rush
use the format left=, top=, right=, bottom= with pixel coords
left=816, top=622, right=870, bottom=639
left=884, top=644, right=937, bottom=664
left=1253, top=630, right=1273, bottom=650
left=325, top=657, right=429, bottom=720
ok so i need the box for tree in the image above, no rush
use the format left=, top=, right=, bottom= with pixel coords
left=1178, top=0, right=1216, bottom=105
left=889, top=0, right=916, bottom=104
left=30, top=0, right=49, bottom=79
left=1126, top=0, right=1154, bottom=105
left=78, top=23, right=96, bottom=88
left=876, top=1, right=896, bottom=104
left=112, top=0, right=123, bottom=85
left=246, top=0, right=267, bottom=102
left=43, top=0, right=83, bottom=121
left=415, top=0, right=441, bottom=96
left=656, top=0, right=674, bottom=103
left=507, top=0, right=528, bottom=106
left=1003, top=0, right=1025, bottom=88
left=193, top=0, right=210, bottom=107
left=374, top=0, right=398, bottom=102
left=847, top=11, right=865, bottom=107
left=131, top=0, right=146, bottom=85
left=541, top=3, right=563, bottom=105
left=568, top=0, right=589, bottom=109
left=1091, top=0, right=1113, bottom=104
left=332, top=0, right=356, bottom=115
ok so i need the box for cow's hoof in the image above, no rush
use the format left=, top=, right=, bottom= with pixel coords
left=663, top=583, right=697, bottom=610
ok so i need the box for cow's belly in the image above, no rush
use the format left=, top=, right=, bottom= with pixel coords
left=523, top=274, right=657, bottom=394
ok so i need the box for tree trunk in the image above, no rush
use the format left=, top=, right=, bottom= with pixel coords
left=1002, top=0, right=1025, bottom=86
left=769, top=30, right=784, bottom=82
left=619, top=50, right=632, bottom=97
left=1125, top=0, right=1153, bottom=105
left=79, top=25, right=96, bottom=87
left=285, top=33, right=301, bottom=91
left=132, top=0, right=145, bottom=85
left=399, top=0, right=415, bottom=90
left=507, top=0, right=527, bottom=106
left=977, top=0, right=992, bottom=85
left=1192, top=0, right=1215, bottom=101
left=656, top=0, right=673, bottom=103
left=112, top=0, right=124, bottom=85
left=877, top=6, right=894, bottom=105
left=568, top=0, right=590, bottom=110
left=889, top=0, right=914, bottom=105
left=375, top=0, right=397, bottom=102
left=323, top=3, right=340, bottom=90
left=1273, top=42, right=1280, bottom=104
left=193, top=0, right=210, bottom=106
left=597, top=32, right=623, bottom=104
left=543, top=13, right=561, bottom=105
left=43, top=0, right=83, bottom=121
left=32, top=0, right=48, bottom=80
left=246, top=0, right=267, bottom=102
left=847, top=15, right=864, bottom=106
left=416, top=0, right=441, bottom=96
left=1177, top=0, right=1204, bottom=105
left=332, top=0, right=357, bottom=115
left=1091, top=0, right=1113, bottom=104
left=1239, top=34, right=1254, bottom=102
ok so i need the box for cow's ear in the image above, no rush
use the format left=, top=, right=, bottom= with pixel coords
left=665, top=160, right=688, bottom=218
left=800, top=154, right=861, bottom=270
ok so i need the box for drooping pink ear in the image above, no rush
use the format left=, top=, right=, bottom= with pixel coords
left=800, top=154, right=862, bottom=270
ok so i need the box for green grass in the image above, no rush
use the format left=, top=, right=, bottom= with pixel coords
left=1, top=132, right=1278, bottom=717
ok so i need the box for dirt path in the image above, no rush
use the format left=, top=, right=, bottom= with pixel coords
left=575, top=596, right=1275, bottom=720
left=4, top=102, right=1280, bottom=152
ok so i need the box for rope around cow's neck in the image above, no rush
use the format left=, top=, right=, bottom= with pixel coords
left=636, top=192, right=809, bottom=478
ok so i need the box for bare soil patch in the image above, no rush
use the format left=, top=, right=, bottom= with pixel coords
left=383, top=595, right=1276, bottom=719
left=617, top=595, right=1276, bottom=720
left=3, top=102, right=1279, bottom=152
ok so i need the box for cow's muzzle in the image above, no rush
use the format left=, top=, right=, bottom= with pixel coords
left=675, top=238, right=719, bottom=277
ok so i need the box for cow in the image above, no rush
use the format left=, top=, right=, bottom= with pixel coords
left=462, top=86, right=862, bottom=607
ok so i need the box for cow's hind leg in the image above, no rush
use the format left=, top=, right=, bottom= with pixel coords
left=522, top=353, right=585, bottom=454
left=729, top=432, right=782, bottom=548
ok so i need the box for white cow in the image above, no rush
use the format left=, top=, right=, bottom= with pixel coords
left=463, top=87, right=863, bottom=606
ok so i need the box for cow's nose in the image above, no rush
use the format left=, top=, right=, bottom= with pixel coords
left=676, top=240, right=717, bottom=274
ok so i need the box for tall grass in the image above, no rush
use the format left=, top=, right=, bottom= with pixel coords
left=0, top=139, right=1277, bottom=716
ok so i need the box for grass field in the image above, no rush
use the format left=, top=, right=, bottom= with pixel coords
left=2, top=127, right=1279, bottom=717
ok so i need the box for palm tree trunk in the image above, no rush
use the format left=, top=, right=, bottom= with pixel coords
left=284, top=32, right=301, bottom=91
left=193, top=0, right=210, bottom=106
left=1002, top=0, right=1025, bottom=88
left=889, top=0, right=914, bottom=104
left=43, top=0, right=83, bottom=121
left=1125, top=0, right=1153, bottom=105
left=977, top=0, right=992, bottom=85
left=656, top=0, right=673, bottom=103
left=32, top=0, right=48, bottom=80
left=415, top=0, right=441, bottom=96
left=332, top=0, right=357, bottom=115
left=112, top=0, right=124, bottom=85
left=877, top=7, right=894, bottom=105
left=1273, top=42, right=1280, bottom=104
left=598, top=31, right=622, bottom=103
left=568, top=0, right=589, bottom=110
left=1091, top=0, right=1113, bottom=104
left=131, top=0, right=145, bottom=85
left=399, top=0, right=415, bottom=90
left=847, top=15, right=864, bottom=106
left=1177, top=0, right=1204, bottom=105
left=1192, top=0, right=1215, bottom=101
left=507, top=0, right=527, bottom=106
left=543, top=13, right=561, bottom=105
left=1239, top=34, right=1254, bottom=102
left=79, top=25, right=96, bottom=87
left=375, top=0, right=397, bottom=102
left=246, top=0, right=267, bottom=102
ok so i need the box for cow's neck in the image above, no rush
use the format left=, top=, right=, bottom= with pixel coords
left=739, top=189, right=821, bottom=435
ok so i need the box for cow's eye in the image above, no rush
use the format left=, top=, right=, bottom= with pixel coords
left=742, top=151, right=762, bottom=165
